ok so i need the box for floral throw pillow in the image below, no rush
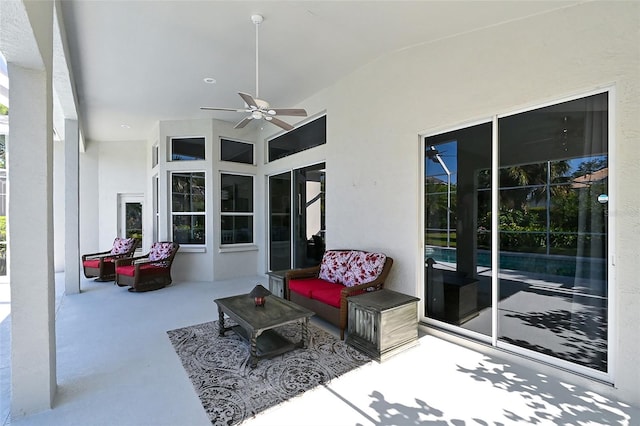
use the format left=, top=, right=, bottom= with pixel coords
left=319, top=250, right=354, bottom=284
left=149, top=242, right=175, bottom=261
left=110, top=237, right=135, bottom=255
left=343, top=251, right=387, bottom=287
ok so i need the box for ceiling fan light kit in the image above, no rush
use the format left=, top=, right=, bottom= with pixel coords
left=200, top=14, right=307, bottom=131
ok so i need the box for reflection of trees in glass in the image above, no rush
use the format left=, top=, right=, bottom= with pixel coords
left=476, top=157, right=607, bottom=257
left=125, top=203, right=142, bottom=240
left=172, top=172, right=205, bottom=212
left=0, top=134, right=5, bottom=169
left=499, top=161, right=570, bottom=210
left=425, top=179, right=457, bottom=247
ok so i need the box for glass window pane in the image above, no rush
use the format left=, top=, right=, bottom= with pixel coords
left=172, top=172, right=205, bottom=212
left=125, top=202, right=142, bottom=240
left=268, top=115, right=326, bottom=162
left=171, top=137, right=205, bottom=161
left=172, top=214, right=205, bottom=244
left=424, top=123, right=492, bottom=336
left=269, top=172, right=291, bottom=270
left=221, top=174, right=253, bottom=213
left=221, top=216, right=252, bottom=244
left=221, top=139, right=253, bottom=164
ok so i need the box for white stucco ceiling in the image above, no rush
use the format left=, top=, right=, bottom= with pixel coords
left=58, top=1, right=582, bottom=142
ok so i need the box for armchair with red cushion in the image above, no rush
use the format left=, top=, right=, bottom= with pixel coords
left=115, top=241, right=180, bottom=292
left=82, top=237, right=140, bottom=282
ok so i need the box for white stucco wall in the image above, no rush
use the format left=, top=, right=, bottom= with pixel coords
left=81, top=140, right=147, bottom=253
left=294, top=1, right=638, bottom=405
left=52, top=138, right=64, bottom=272
left=79, top=141, right=99, bottom=256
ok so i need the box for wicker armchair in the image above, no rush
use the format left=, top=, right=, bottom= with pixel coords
left=115, top=241, right=180, bottom=292
left=286, top=250, right=393, bottom=339
left=82, top=237, right=140, bottom=282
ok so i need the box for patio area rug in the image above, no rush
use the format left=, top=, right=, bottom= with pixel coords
left=167, top=320, right=371, bottom=425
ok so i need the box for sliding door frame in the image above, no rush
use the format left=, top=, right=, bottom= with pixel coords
left=418, top=86, right=616, bottom=383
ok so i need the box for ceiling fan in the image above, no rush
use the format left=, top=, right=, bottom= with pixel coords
left=200, top=14, right=307, bottom=131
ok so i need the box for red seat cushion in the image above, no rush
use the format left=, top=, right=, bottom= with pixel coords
left=311, top=282, right=345, bottom=308
left=116, top=264, right=168, bottom=277
left=288, top=278, right=331, bottom=298
left=83, top=258, right=114, bottom=268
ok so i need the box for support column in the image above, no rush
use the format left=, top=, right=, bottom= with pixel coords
left=8, top=63, right=56, bottom=418
left=64, top=119, right=79, bottom=294
left=4, top=0, right=57, bottom=416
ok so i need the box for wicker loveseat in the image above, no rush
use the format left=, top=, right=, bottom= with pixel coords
left=286, top=249, right=393, bottom=339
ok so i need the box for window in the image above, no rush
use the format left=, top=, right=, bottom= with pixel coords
left=171, top=172, right=205, bottom=244
left=171, top=137, right=205, bottom=161
left=221, top=138, right=254, bottom=164
left=268, top=115, right=326, bottom=162
left=423, top=91, right=610, bottom=377
left=152, top=144, right=159, bottom=167
left=220, top=173, right=253, bottom=245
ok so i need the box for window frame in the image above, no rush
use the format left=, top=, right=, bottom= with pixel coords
left=170, top=171, right=206, bottom=246
left=219, top=172, right=255, bottom=246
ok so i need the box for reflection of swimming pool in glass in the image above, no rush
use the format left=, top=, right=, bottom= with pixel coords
left=425, top=246, right=606, bottom=280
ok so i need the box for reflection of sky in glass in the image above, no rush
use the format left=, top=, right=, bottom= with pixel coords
left=426, top=140, right=458, bottom=184
left=567, top=155, right=607, bottom=175
left=0, top=52, right=6, bottom=76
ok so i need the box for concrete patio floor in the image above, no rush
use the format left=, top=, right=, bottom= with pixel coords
left=1, top=273, right=638, bottom=425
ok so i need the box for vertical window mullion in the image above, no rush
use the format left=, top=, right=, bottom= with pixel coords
left=491, top=115, right=499, bottom=347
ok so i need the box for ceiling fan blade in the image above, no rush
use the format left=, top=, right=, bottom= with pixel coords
left=270, top=108, right=307, bottom=117
left=238, top=92, right=258, bottom=109
left=200, top=107, right=245, bottom=112
left=234, top=116, right=253, bottom=129
left=268, top=117, right=294, bottom=131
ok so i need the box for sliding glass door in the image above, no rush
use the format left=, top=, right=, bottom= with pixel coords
left=497, top=93, right=609, bottom=372
left=269, top=172, right=291, bottom=271
left=269, top=163, right=325, bottom=271
left=424, top=90, right=610, bottom=376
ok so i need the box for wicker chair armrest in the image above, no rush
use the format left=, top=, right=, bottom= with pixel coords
left=115, top=254, right=149, bottom=267
left=82, top=250, right=112, bottom=261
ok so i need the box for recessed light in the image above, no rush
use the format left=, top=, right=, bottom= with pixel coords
left=203, top=77, right=216, bottom=84
left=120, top=124, right=131, bottom=129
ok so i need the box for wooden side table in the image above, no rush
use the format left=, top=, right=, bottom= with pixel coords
left=266, top=270, right=287, bottom=298
left=346, top=289, right=420, bottom=361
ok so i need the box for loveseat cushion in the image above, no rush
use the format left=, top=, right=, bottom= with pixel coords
left=343, top=251, right=387, bottom=287
left=318, top=250, right=354, bottom=284
left=311, top=282, right=346, bottom=308
left=289, top=277, right=331, bottom=298
left=116, top=264, right=168, bottom=277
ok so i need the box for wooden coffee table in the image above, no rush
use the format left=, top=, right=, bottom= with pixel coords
left=214, top=293, right=315, bottom=368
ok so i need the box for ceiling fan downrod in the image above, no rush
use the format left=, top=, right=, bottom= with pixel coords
left=251, top=14, right=263, bottom=99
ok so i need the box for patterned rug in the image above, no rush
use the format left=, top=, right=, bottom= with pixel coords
left=167, top=320, right=371, bottom=425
